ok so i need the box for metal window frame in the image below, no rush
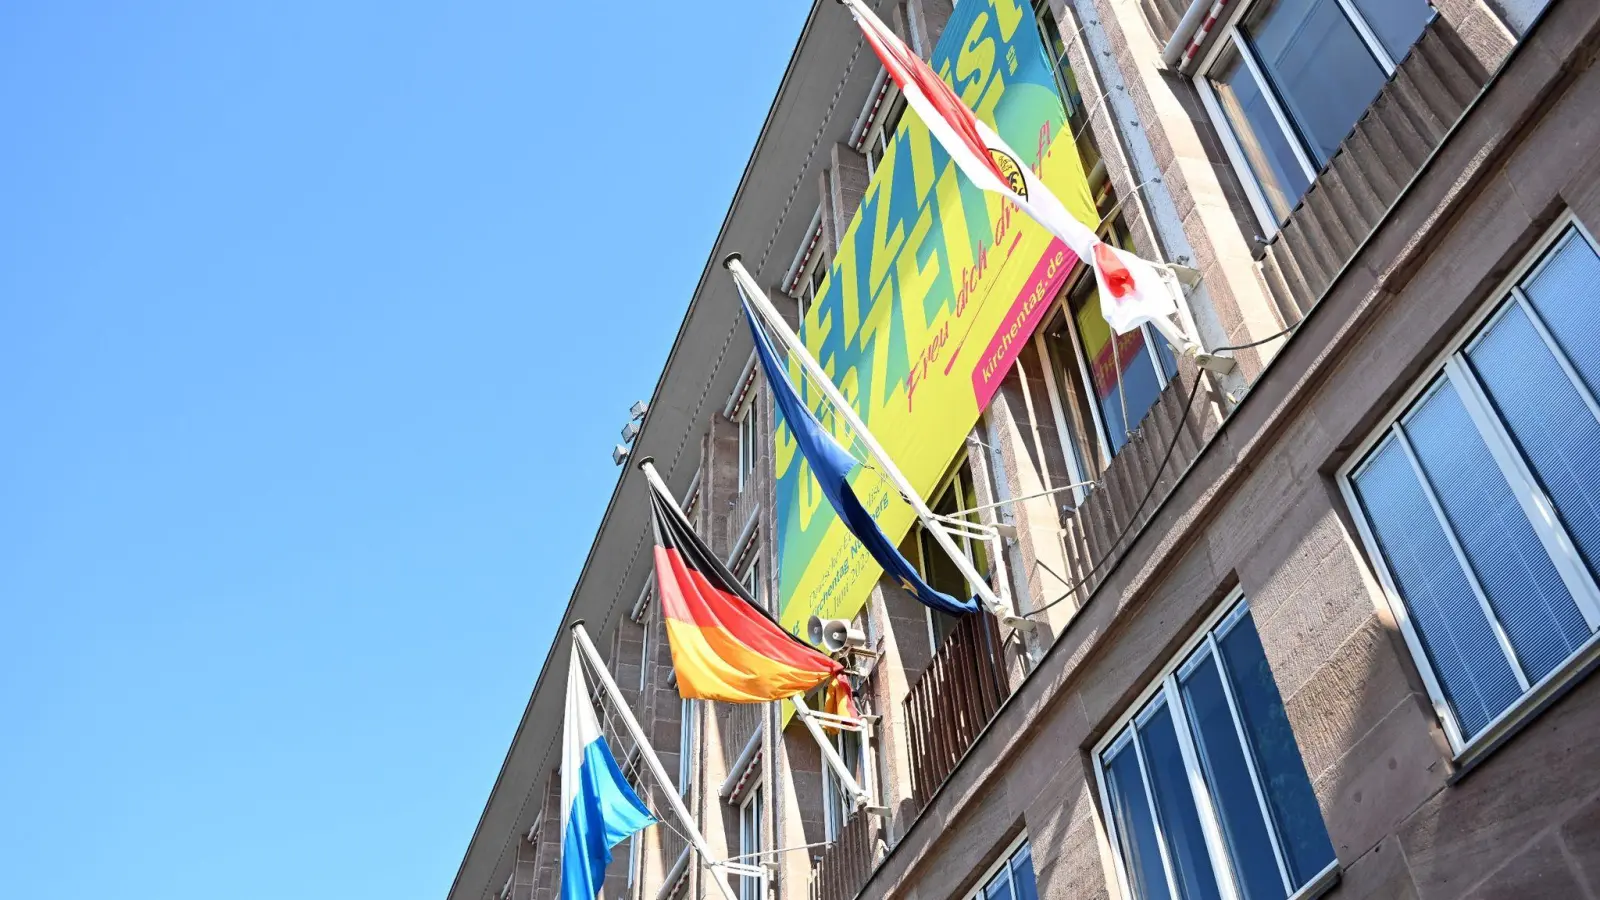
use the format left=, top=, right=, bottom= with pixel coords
left=960, top=834, right=1035, bottom=900
left=1032, top=330, right=1093, bottom=505
left=1337, top=213, right=1600, bottom=761
left=821, top=725, right=873, bottom=842
left=736, top=397, right=760, bottom=492
left=1051, top=253, right=1172, bottom=464
left=737, top=783, right=766, bottom=900
left=1092, top=589, right=1337, bottom=900
left=640, top=603, right=653, bottom=693
left=679, top=697, right=697, bottom=797
left=863, top=89, right=907, bottom=178
left=1192, top=0, right=1411, bottom=234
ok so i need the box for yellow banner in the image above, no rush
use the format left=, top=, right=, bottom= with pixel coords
left=775, top=0, right=1098, bottom=634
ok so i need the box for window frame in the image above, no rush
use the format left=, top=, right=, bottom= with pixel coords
left=639, top=603, right=653, bottom=693
left=1336, top=213, right=1600, bottom=766
left=739, top=553, right=764, bottom=613
left=907, top=451, right=991, bottom=651
left=623, top=752, right=646, bottom=889
left=860, top=85, right=906, bottom=179
left=1043, top=239, right=1177, bottom=470
left=960, top=835, right=1038, bottom=900
left=820, top=712, right=875, bottom=842
left=737, top=782, right=766, bottom=900
left=1192, top=0, right=1423, bottom=234
left=678, top=697, right=697, bottom=796
left=1091, top=589, right=1340, bottom=900
left=736, top=393, right=759, bottom=493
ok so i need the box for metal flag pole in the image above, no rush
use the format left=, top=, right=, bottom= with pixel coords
left=635, top=457, right=881, bottom=815
left=789, top=694, right=880, bottom=814
left=723, top=254, right=1027, bottom=628
left=570, top=622, right=742, bottom=900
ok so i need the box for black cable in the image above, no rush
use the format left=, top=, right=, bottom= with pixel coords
left=1022, top=370, right=1205, bottom=618
left=1211, top=321, right=1299, bottom=353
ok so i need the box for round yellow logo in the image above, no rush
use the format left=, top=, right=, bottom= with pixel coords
left=989, top=148, right=1028, bottom=199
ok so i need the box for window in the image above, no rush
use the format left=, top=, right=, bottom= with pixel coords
left=821, top=720, right=874, bottom=841
left=1096, top=594, right=1336, bottom=900
left=740, top=556, right=764, bottom=611
left=866, top=95, right=905, bottom=176
left=1197, top=0, right=1433, bottom=227
left=1342, top=223, right=1600, bottom=756
left=797, top=247, right=830, bottom=322
left=1038, top=222, right=1179, bottom=464
left=737, top=399, right=759, bottom=492
left=624, top=755, right=646, bottom=888
left=905, top=456, right=991, bottom=649
left=967, top=840, right=1041, bottom=900
left=639, top=606, right=653, bottom=692
left=738, top=784, right=765, bottom=900
left=678, top=698, right=697, bottom=796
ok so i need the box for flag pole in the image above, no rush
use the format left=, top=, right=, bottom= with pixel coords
left=570, top=623, right=742, bottom=900
left=635, top=457, right=881, bottom=814
left=723, top=254, right=1026, bottom=627
left=789, top=694, right=880, bottom=814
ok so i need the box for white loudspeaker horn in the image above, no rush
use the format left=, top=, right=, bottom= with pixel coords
left=807, top=615, right=867, bottom=654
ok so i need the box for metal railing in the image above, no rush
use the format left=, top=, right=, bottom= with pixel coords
left=810, top=809, right=882, bottom=900
left=902, top=611, right=1010, bottom=812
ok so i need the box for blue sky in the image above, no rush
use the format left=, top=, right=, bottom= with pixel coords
left=0, top=2, right=808, bottom=897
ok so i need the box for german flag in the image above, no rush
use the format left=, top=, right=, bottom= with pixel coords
left=647, top=474, right=853, bottom=715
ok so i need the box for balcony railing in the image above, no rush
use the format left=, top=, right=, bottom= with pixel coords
left=902, top=611, right=1010, bottom=812
left=810, top=809, right=882, bottom=900
left=1057, top=371, right=1210, bottom=607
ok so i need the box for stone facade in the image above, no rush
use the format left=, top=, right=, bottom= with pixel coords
left=449, top=2, right=1600, bottom=900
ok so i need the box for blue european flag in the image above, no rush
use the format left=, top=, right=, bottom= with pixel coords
left=743, top=300, right=978, bottom=617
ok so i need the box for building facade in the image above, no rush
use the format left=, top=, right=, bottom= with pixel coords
left=449, top=1, right=1600, bottom=899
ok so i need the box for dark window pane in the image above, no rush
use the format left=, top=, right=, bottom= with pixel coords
left=984, top=866, right=1013, bottom=900
left=1347, top=0, right=1433, bottom=63
left=1353, top=435, right=1523, bottom=737
left=1180, top=654, right=1288, bottom=900
left=1405, top=374, right=1589, bottom=684
left=1139, top=705, right=1225, bottom=900
left=1246, top=0, right=1386, bottom=163
left=1072, top=278, right=1166, bottom=454
left=1523, top=232, right=1600, bottom=403
left=1010, top=845, right=1040, bottom=900
left=1216, top=612, right=1336, bottom=886
left=1208, top=44, right=1310, bottom=221
left=1105, top=742, right=1175, bottom=900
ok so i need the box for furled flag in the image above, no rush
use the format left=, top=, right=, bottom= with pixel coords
left=735, top=280, right=979, bottom=617
left=839, top=0, right=1178, bottom=336
left=560, top=651, right=656, bottom=900
left=648, top=475, right=858, bottom=716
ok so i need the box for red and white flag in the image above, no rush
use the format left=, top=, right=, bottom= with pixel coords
left=840, top=0, right=1179, bottom=337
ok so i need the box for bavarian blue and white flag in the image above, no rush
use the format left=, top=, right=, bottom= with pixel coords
left=560, top=651, right=655, bottom=900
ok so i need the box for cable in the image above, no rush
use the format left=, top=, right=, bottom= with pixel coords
left=1022, top=371, right=1204, bottom=618
left=1211, top=321, right=1300, bottom=353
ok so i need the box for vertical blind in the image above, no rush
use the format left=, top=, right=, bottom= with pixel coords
left=1349, top=226, right=1600, bottom=747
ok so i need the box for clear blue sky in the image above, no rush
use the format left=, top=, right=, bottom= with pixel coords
left=0, top=2, right=809, bottom=897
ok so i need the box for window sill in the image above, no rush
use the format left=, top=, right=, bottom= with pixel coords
left=1288, top=861, right=1340, bottom=900
left=1449, top=632, right=1600, bottom=782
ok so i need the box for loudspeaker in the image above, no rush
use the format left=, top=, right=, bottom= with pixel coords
left=807, top=615, right=867, bottom=654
